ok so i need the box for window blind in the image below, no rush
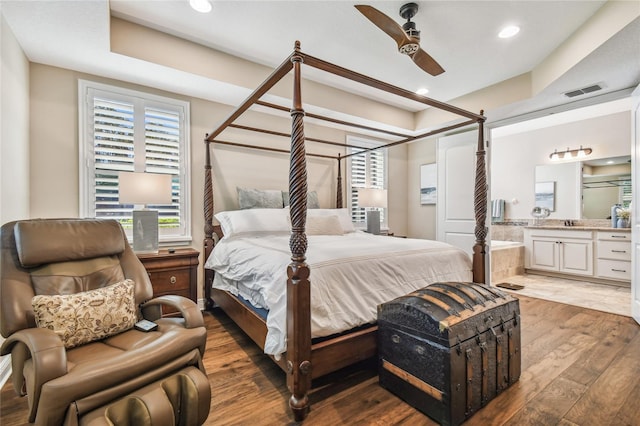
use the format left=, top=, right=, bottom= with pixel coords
left=80, top=81, right=190, bottom=242
left=348, top=144, right=387, bottom=226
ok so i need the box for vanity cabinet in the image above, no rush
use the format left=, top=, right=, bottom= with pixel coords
left=524, top=227, right=630, bottom=284
left=525, top=229, right=593, bottom=276
left=595, top=231, right=631, bottom=281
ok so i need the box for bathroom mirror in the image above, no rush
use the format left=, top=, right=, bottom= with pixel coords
left=535, top=155, right=631, bottom=219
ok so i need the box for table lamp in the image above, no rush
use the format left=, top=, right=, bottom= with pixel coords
left=119, top=171, right=173, bottom=253
left=357, top=188, right=387, bottom=235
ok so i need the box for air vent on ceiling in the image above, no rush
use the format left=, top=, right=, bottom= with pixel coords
left=564, top=84, right=603, bottom=98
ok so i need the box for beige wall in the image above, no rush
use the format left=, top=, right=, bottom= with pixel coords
left=0, top=10, right=30, bottom=386
left=111, top=18, right=415, bottom=131
left=1, top=13, right=30, bottom=224
left=406, top=138, right=438, bottom=239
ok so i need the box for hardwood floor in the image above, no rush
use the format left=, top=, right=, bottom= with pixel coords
left=1, top=295, right=639, bottom=425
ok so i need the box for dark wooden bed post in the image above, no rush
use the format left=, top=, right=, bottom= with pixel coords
left=287, top=41, right=312, bottom=421
left=336, top=153, right=343, bottom=209
left=472, top=112, right=488, bottom=283
left=203, top=137, right=215, bottom=309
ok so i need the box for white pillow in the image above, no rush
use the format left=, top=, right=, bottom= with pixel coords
left=307, top=208, right=355, bottom=233
left=215, top=208, right=289, bottom=238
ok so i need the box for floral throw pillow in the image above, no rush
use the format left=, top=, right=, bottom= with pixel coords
left=32, top=279, right=138, bottom=348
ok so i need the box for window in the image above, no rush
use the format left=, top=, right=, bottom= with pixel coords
left=79, top=81, right=191, bottom=243
left=346, top=136, right=387, bottom=228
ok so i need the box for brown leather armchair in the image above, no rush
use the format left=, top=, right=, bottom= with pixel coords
left=0, top=219, right=210, bottom=425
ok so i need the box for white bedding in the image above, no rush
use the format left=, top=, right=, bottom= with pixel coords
left=205, top=231, right=472, bottom=357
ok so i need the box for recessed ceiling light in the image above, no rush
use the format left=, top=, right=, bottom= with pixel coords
left=607, top=160, right=615, bottom=164
left=498, top=25, right=520, bottom=39
left=416, top=88, right=429, bottom=95
left=190, top=0, right=212, bottom=13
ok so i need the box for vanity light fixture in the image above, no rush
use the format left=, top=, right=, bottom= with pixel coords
left=549, top=146, right=592, bottom=161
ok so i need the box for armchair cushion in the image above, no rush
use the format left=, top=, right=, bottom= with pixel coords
left=32, top=280, right=138, bottom=348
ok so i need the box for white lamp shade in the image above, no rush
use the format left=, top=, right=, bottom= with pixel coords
left=358, top=188, right=388, bottom=208
left=119, top=172, right=173, bottom=205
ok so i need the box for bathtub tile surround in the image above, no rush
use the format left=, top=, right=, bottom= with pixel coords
left=491, top=221, right=527, bottom=242
left=491, top=242, right=525, bottom=283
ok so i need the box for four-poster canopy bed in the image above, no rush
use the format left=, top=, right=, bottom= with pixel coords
left=203, top=41, right=488, bottom=421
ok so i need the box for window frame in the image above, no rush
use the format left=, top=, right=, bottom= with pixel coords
left=345, top=135, right=388, bottom=230
left=78, top=80, right=192, bottom=245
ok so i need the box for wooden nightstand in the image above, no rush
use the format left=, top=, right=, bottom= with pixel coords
left=137, top=248, right=199, bottom=316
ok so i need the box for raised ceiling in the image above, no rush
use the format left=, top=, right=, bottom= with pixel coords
left=1, top=1, right=639, bottom=124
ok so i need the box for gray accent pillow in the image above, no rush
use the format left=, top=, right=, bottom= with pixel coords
left=237, top=188, right=284, bottom=209
left=282, top=190, right=320, bottom=209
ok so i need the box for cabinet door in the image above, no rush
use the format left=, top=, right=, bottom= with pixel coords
left=530, top=239, right=559, bottom=271
left=560, top=240, right=592, bottom=275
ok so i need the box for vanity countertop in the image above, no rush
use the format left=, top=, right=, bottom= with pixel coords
left=525, top=226, right=630, bottom=232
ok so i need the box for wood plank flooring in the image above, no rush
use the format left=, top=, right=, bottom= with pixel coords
left=1, top=295, right=638, bottom=425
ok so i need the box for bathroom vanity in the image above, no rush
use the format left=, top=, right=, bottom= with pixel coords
left=524, top=226, right=631, bottom=285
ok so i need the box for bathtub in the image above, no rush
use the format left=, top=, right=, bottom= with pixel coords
left=490, top=240, right=525, bottom=283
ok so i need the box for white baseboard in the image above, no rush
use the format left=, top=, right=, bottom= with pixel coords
left=0, top=355, right=11, bottom=389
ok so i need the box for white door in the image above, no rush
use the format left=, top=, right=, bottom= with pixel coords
left=437, top=131, right=478, bottom=257
left=632, top=84, right=640, bottom=325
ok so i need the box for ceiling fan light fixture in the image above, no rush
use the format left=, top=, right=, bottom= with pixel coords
left=189, top=0, right=212, bottom=13
left=498, top=25, right=520, bottom=39
left=354, top=3, right=445, bottom=76
left=399, top=42, right=419, bottom=55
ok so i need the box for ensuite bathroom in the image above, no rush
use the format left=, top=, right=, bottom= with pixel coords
left=488, top=98, right=632, bottom=316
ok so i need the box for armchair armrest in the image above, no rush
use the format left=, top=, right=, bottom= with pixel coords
left=141, top=295, right=204, bottom=329
left=1, top=328, right=66, bottom=416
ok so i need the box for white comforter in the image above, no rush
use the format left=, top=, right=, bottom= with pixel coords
left=205, top=231, right=472, bottom=357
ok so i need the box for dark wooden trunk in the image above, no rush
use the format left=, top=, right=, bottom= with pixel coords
left=378, top=282, right=521, bottom=426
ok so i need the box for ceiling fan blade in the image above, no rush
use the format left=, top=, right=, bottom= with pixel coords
left=411, top=48, right=445, bottom=76
left=355, top=4, right=411, bottom=49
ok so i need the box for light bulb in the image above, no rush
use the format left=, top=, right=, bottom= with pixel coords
left=190, top=0, right=212, bottom=13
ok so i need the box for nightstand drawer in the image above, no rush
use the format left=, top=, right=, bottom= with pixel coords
left=137, top=248, right=200, bottom=317
left=147, top=269, right=191, bottom=294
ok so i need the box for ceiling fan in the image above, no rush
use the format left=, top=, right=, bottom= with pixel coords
left=355, top=3, right=445, bottom=76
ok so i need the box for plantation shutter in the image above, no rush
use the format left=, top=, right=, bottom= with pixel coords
left=348, top=144, right=387, bottom=226
left=350, top=149, right=367, bottom=224
left=145, top=107, right=181, bottom=232
left=93, top=98, right=135, bottom=221
left=81, top=81, right=190, bottom=242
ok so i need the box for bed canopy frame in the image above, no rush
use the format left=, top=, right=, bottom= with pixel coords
left=203, top=41, right=487, bottom=421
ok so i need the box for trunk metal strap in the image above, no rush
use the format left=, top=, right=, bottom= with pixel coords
left=465, top=348, right=473, bottom=413
left=480, top=341, right=488, bottom=405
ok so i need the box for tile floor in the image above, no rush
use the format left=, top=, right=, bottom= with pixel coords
left=494, top=273, right=632, bottom=317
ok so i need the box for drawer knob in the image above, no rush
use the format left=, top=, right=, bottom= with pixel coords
left=170, top=276, right=177, bottom=284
